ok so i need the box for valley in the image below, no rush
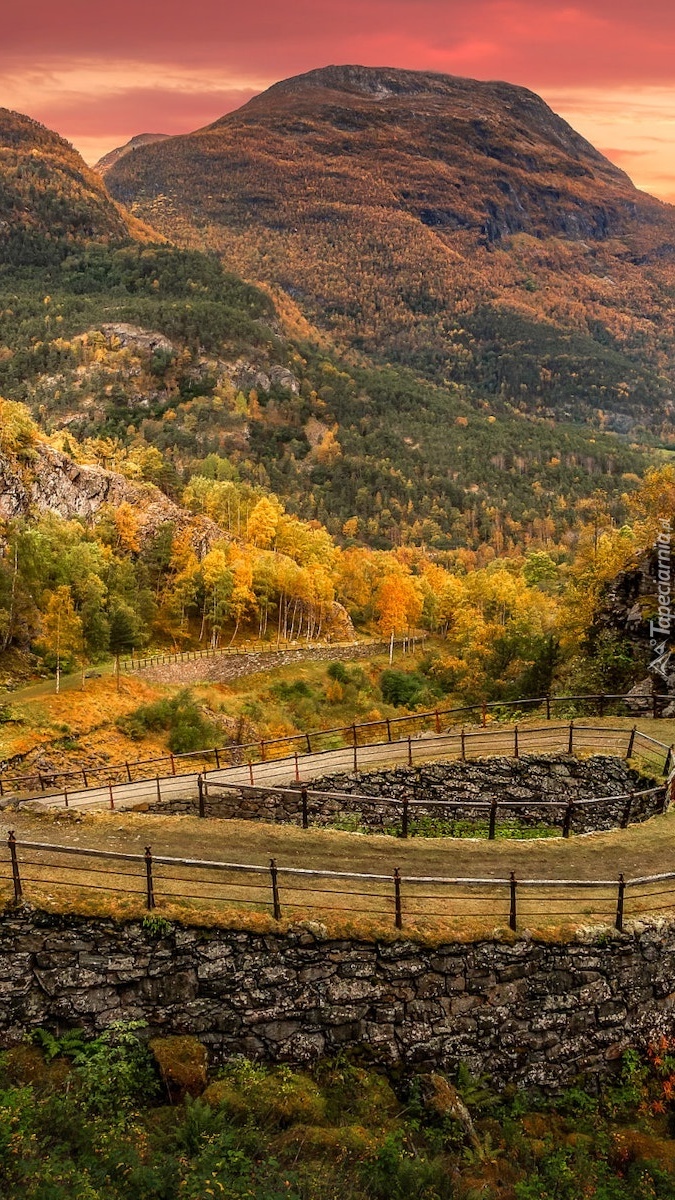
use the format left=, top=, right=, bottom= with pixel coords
left=4, top=57, right=675, bottom=1200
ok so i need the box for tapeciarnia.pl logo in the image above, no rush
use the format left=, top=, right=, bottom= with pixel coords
left=650, top=517, right=673, bottom=680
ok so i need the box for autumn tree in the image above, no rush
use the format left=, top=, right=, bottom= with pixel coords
left=41, top=586, right=82, bottom=693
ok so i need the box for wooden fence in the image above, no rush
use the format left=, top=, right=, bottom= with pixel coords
left=2, top=690, right=673, bottom=800
left=200, top=776, right=668, bottom=838
left=9, top=722, right=673, bottom=816
left=119, top=636, right=410, bottom=674
left=2, top=831, right=674, bottom=934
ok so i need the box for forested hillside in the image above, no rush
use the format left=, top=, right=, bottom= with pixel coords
left=0, top=101, right=672, bottom=707
left=105, top=65, right=675, bottom=438
left=0, top=108, right=651, bottom=552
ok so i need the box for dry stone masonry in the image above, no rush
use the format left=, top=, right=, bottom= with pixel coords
left=2, top=908, right=675, bottom=1088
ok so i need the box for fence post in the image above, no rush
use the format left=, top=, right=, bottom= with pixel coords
left=144, top=847, right=155, bottom=910
left=214, top=747, right=221, bottom=770
left=402, top=796, right=409, bottom=839
left=64, top=789, right=69, bottom=809
left=7, top=831, right=22, bottom=903
left=545, top=694, right=551, bottom=721
left=461, top=727, right=466, bottom=761
left=408, top=736, right=413, bottom=768
left=615, top=873, right=625, bottom=932
left=598, top=694, right=606, bottom=718
left=306, top=733, right=312, bottom=754
left=626, top=726, right=637, bottom=760
left=248, top=760, right=254, bottom=786
left=170, top=754, right=176, bottom=777
left=156, top=777, right=161, bottom=805
left=562, top=799, right=574, bottom=838
left=198, top=774, right=205, bottom=818
left=489, top=799, right=497, bottom=841
left=82, top=768, right=88, bottom=788
left=665, top=745, right=674, bottom=775
left=354, top=742, right=359, bottom=774
left=301, top=788, right=309, bottom=829
left=514, top=726, right=519, bottom=758
left=125, top=761, right=132, bottom=783
left=270, top=858, right=282, bottom=920
left=394, top=868, right=403, bottom=929
left=108, top=782, right=115, bottom=811
left=621, top=792, right=634, bottom=829
left=386, top=719, right=392, bottom=743
left=352, top=723, right=358, bottom=748
left=482, top=700, right=487, bottom=728
left=509, top=872, right=517, bottom=932
left=568, top=721, right=574, bottom=755
left=261, top=741, right=266, bottom=761
left=435, top=710, right=441, bottom=734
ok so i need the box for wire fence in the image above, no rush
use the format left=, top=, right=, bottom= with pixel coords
left=1, top=832, right=673, bottom=934
left=9, top=723, right=673, bottom=815
left=2, top=690, right=673, bottom=800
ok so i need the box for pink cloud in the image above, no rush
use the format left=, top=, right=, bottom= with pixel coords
left=2, top=0, right=675, bottom=189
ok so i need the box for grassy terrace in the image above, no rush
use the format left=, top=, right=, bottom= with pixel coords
left=3, top=788, right=675, bottom=940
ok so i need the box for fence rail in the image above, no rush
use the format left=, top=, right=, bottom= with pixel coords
left=119, top=636, right=414, bottom=674
left=8, top=723, right=674, bottom=815
left=2, top=689, right=674, bottom=800
left=201, top=773, right=668, bottom=839
left=2, top=832, right=673, bottom=934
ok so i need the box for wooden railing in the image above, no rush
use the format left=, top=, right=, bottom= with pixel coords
left=1, top=691, right=671, bottom=799
left=200, top=776, right=668, bottom=838
left=9, top=723, right=673, bottom=816
left=120, top=636, right=422, bottom=673
left=2, top=831, right=674, bottom=934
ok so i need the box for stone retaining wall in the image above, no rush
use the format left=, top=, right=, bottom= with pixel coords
left=147, top=755, right=664, bottom=836
left=2, top=908, right=675, bottom=1088
left=141, top=640, right=399, bottom=687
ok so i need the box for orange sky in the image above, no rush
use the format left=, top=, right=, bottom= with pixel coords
left=2, top=1, right=675, bottom=200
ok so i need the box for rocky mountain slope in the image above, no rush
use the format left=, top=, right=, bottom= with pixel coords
left=0, top=97, right=650, bottom=552
left=0, top=425, right=223, bottom=552
left=105, top=65, right=675, bottom=434
left=94, top=133, right=170, bottom=177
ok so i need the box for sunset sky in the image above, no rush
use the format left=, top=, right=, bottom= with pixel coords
left=3, top=0, right=675, bottom=200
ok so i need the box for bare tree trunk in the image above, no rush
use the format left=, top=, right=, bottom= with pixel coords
left=55, top=611, right=61, bottom=695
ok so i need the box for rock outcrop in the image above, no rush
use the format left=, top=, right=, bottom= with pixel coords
left=0, top=440, right=223, bottom=552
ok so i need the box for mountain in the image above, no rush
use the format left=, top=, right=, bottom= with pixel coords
left=0, top=100, right=650, bottom=553
left=0, top=109, right=156, bottom=266
left=94, top=134, right=171, bottom=177
left=105, top=65, right=675, bottom=435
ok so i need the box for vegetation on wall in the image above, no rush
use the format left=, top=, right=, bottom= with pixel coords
left=2, top=1024, right=675, bottom=1199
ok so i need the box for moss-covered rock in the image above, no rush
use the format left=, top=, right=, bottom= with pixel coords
left=149, top=1035, right=208, bottom=1101
left=203, top=1061, right=326, bottom=1128
left=0, top=1044, right=72, bottom=1094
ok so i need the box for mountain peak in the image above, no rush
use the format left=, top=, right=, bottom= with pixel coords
left=0, top=107, right=157, bottom=262
left=95, top=133, right=171, bottom=176
left=260, top=63, right=518, bottom=99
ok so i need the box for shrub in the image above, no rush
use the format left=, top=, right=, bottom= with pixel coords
left=327, top=661, right=350, bottom=684
left=380, top=670, right=429, bottom=708
left=117, top=689, right=219, bottom=753
left=71, top=1021, right=159, bottom=1117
